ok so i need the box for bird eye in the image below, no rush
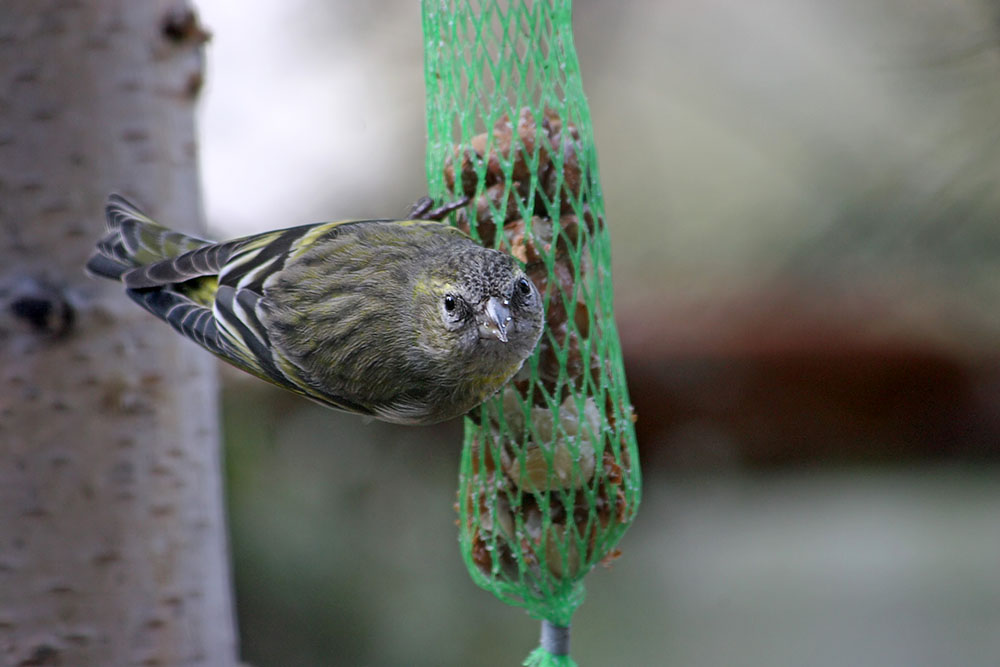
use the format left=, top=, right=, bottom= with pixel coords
left=443, top=294, right=457, bottom=312
left=516, top=277, right=532, bottom=296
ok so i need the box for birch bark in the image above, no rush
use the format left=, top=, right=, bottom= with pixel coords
left=0, top=2, right=238, bottom=664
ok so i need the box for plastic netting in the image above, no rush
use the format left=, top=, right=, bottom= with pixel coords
left=422, top=1, right=641, bottom=663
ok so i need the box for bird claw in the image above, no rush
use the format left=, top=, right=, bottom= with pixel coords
left=408, top=195, right=470, bottom=221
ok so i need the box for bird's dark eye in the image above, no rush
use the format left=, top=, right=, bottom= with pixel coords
left=516, top=277, right=532, bottom=296
left=443, top=294, right=457, bottom=312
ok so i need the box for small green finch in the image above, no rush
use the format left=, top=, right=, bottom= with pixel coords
left=87, top=195, right=544, bottom=424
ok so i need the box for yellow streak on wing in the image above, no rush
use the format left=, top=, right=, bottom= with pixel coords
left=286, top=220, right=356, bottom=262
left=180, top=277, right=219, bottom=308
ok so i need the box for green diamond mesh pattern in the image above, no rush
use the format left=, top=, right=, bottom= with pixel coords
left=421, top=0, right=641, bottom=645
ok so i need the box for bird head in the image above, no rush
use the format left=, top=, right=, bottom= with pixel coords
left=415, top=245, right=544, bottom=365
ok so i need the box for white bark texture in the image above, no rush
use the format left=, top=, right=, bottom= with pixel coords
left=0, top=2, right=238, bottom=665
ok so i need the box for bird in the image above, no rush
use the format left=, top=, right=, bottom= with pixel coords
left=86, top=194, right=544, bottom=425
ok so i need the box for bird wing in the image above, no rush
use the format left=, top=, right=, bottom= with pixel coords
left=91, top=195, right=392, bottom=414
left=115, top=224, right=320, bottom=394
left=210, top=221, right=390, bottom=413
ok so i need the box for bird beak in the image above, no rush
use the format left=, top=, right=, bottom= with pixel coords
left=479, top=296, right=511, bottom=343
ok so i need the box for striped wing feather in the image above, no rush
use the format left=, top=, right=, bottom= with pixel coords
left=91, top=194, right=392, bottom=416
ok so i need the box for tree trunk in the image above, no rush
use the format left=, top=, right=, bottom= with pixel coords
left=0, top=2, right=238, bottom=665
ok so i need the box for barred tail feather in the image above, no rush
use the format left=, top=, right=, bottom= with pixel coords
left=87, top=194, right=214, bottom=281
left=108, top=194, right=212, bottom=263
left=85, top=253, right=131, bottom=280
left=89, top=194, right=242, bottom=372
left=126, top=288, right=227, bottom=358
left=122, top=240, right=242, bottom=290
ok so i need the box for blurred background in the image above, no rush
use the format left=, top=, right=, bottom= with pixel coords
left=195, top=1, right=1000, bottom=665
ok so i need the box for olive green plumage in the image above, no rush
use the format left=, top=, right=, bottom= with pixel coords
left=87, top=194, right=544, bottom=424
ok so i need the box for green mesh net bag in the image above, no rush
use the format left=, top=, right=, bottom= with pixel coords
left=421, top=1, right=641, bottom=664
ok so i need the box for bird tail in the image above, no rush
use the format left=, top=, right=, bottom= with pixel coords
left=86, top=194, right=232, bottom=358
left=86, top=194, right=213, bottom=281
